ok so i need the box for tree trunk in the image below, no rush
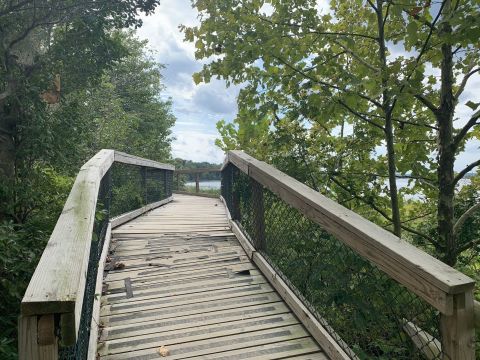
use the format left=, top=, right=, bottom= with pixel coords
left=385, top=114, right=402, bottom=237
left=376, top=0, right=402, bottom=237
left=0, top=105, right=17, bottom=222
left=437, top=8, right=456, bottom=265
left=0, top=127, right=15, bottom=179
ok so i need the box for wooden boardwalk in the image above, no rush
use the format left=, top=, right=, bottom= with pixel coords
left=97, top=194, right=327, bottom=359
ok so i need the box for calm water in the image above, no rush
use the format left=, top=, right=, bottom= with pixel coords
left=185, top=179, right=470, bottom=197
left=185, top=180, right=221, bottom=189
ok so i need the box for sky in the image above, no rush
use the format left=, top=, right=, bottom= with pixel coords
left=137, top=0, right=238, bottom=164
left=137, top=0, right=479, bottom=171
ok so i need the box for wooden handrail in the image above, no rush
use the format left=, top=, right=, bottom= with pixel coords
left=114, top=151, right=174, bottom=170
left=225, top=150, right=476, bottom=359
left=20, top=149, right=174, bottom=350
left=475, top=300, right=480, bottom=329
left=175, top=167, right=220, bottom=174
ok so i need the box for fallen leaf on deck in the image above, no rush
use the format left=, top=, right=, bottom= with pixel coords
left=157, top=345, right=169, bottom=357
left=113, top=262, right=125, bottom=270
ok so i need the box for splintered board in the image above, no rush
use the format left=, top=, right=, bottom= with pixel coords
left=96, top=194, right=328, bottom=359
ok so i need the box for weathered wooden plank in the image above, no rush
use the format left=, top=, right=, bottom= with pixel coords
left=104, top=258, right=252, bottom=284
left=104, top=266, right=260, bottom=296
left=110, top=244, right=244, bottom=262
left=185, top=339, right=326, bottom=360
left=115, top=225, right=231, bottom=231
left=99, top=313, right=300, bottom=356
left=101, top=283, right=272, bottom=317
left=110, top=196, right=173, bottom=228
left=104, top=255, right=251, bottom=282
left=104, top=273, right=268, bottom=304
left=101, top=324, right=309, bottom=359
left=111, top=242, right=241, bottom=260
left=112, top=228, right=233, bottom=235
left=104, top=267, right=260, bottom=293
left=105, top=248, right=247, bottom=271
left=100, top=292, right=283, bottom=327
left=114, top=151, right=174, bottom=170
left=101, top=301, right=290, bottom=341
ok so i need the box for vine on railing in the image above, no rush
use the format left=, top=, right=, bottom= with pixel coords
left=222, top=162, right=448, bottom=359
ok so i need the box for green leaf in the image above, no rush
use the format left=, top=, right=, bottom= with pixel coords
left=465, top=101, right=479, bottom=110
left=192, top=72, right=203, bottom=85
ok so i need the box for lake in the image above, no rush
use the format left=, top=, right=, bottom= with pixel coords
left=185, top=178, right=470, bottom=197
left=185, top=180, right=221, bottom=189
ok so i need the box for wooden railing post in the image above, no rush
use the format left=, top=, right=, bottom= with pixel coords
left=195, top=173, right=200, bottom=193
left=231, top=167, right=241, bottom=220
left=19, top=314, right=58, bottom=360
left=140, top=167, right=147, bottom=203
left=251, top=178, right=266, bottom=251
left=440, top=289, right=475, bottom=359
left=163, top=169, right=168, bottom=197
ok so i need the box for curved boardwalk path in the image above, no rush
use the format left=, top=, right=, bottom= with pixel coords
left=96, top=194, right=327, bottom=359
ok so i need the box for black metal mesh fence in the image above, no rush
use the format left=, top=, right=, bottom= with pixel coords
left=221, top=164, right=447, bottom=360
left=110, top=163, right=173, bottom=217
left=60, top=163, right=173, bottom=359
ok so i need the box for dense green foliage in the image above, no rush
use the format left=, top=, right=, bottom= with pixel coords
left=184, top=0, right=479, bottom=271
left=0, top=0, right=175, bottom=355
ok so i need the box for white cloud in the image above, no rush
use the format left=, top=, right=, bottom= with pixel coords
left=137, top=0, right=239, bottom=163
left=172, top=131, right=225, bottom=163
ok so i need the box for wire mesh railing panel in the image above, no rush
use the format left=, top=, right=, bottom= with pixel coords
left=110, top=163, right=173, bottom=217
left=222, top=165, right=447, bottom=360
left=110, top=162, right=144, bottom=217
left=59, top=161, right=173, bottom=359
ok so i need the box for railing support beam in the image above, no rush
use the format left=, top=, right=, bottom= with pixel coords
left=440, top=290, right=475, bottom=359
left=251, top=178, right=266, bottom=251
left=19, top=315, right=58, bottom=360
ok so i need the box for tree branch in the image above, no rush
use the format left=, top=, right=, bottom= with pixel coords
left=456, top=238, right=480, bottom=254
left=332, top=39, right=380, bottom=72
left=257, top=16, right=378, bottom=40
left=414, top=94, right=439, bottom=113
left=453, top=109, right=480, bottom=148
left=454, top=66, right=480, bottom=102
left=270, top=53, right=383, bottom=108
left=453, top=159, right=480, bottom=185
left=454, top=202, right=480, bottom=236
left=337, top=100, right=385, bottom=130
left=329, top=175, right=440, bottom=247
